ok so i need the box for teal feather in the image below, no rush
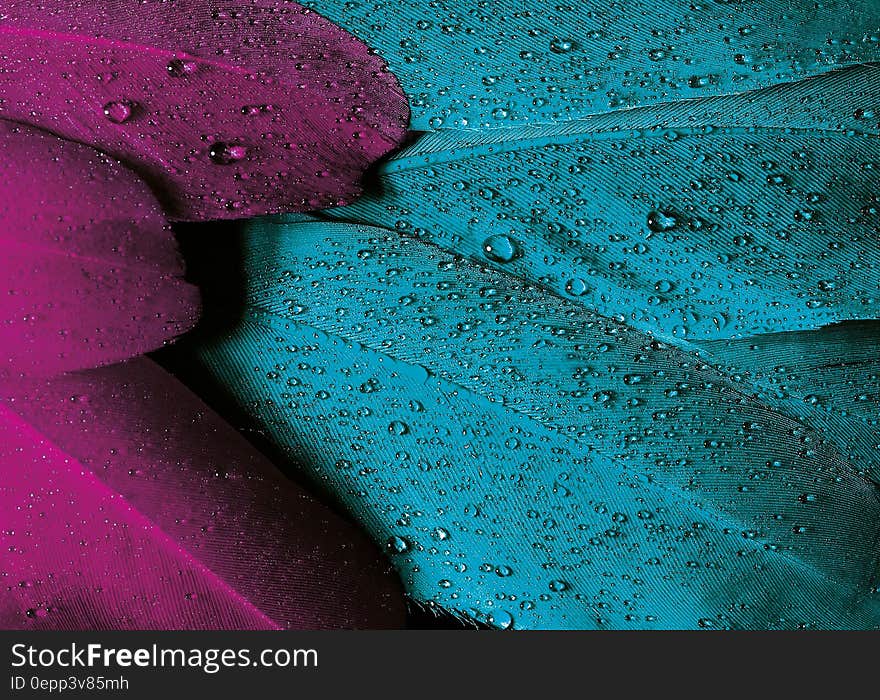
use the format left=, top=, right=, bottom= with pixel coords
left=324, top=64, right=880, bottom=343
left=303, top=0, right=880, bottom=128
left=165, top=219, right=880, bottom=629
left=312, top=63, right=880, bottom=489
left=700, top=323, right=880, bottom=482
left=160, top=7, right=880, bottom=628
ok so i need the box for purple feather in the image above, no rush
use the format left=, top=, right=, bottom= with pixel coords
left=1, top=358, right=405, bottom=629
left=0, top=122, right=199, bottom=381
left=0, top=0, right=409, bottom=220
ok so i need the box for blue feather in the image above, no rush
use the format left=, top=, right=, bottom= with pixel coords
left=324, top=64, right=880, bottom=343
left=160, top=6, right=880, bottom=628
left=165, top=219, right=880, bottom=628
left=303, top=0, right=880, bottom=128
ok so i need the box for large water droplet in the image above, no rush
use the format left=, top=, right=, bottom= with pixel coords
left=102, top=100, right=134, bottom=124
left=482, top=234, right=518, bottom=263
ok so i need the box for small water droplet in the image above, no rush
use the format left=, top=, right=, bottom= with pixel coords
left=241, top=104, right=275, bottom=116
left=386, top=536, right=410, bottom=554
left=549, top=37, right=577, bottom=54
left=647, top=210, right=678, bottom=232
left=167, top=58, right=197, bottom=77
left=487, top=609, right=514, bottom=629
left=565, top=277, right=590, bottom=297
left=388, top=420, right=409, bottom=436
left=208, top=142, right=248, bottom=165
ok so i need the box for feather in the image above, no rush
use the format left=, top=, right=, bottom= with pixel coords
left=699, top=322, right=880, bottom=483
left=1, top=357, right=405, bottom=629
left=153, top=2, right=880, bottom=628
left=0, top=0, right=409, bottom=220
left=317, top=62, right=880, bottom=484
left=322, top=64, right=880, bottom=343
left=153, top=17, right=880, bottom=629
left=0, top=121, right=198, bottom=381
left=303, top=0, right=880, bottom=128
left=161, top=218, right=880, bottom=629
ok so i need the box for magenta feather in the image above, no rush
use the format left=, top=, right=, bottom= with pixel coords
left=1, top=358, right=405, bottom=629
left=0, top=0, right=409, bottom=220
left=0, top=122, right=199, bottom=381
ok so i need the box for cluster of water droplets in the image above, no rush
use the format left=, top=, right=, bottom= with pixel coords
left=178, top=216, right=880, bottom=628
left=306, top=0, right=880, bottom=128
left=333, top=66, right=880, bottom=344
left=1, top=4, right=408, bottom=219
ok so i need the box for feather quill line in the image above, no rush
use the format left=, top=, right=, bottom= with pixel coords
left=0, top=402, right=285, bottom=629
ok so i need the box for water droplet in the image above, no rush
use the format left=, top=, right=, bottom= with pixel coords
left=388, top=420, right=409, bottom=436
left=549, top=37, right=577, bottom=54
left=482, top=234, right=518, bottom=263
left=647, top=210, right=678, bottom=232
left=487, top=609, right=514, bottom=629
left=208, top=142, right=248, bottom=165
left=549, top=579, right=569, bottom=592
left=102, top=100, right=134, bottom=124
left=386, top=535, right=410, bottom=554
left=167, top=58, right=197, bottom=77
left=565, top=278, right=590, bottom=297
left=241, top=104, right=275, bottom=116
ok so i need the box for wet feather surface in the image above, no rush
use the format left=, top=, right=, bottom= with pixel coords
left=0, top=0, right=409, bottom=220
left=1, top=358, right=405, bottom=629
left=163, top=216, right=880, bottom=629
